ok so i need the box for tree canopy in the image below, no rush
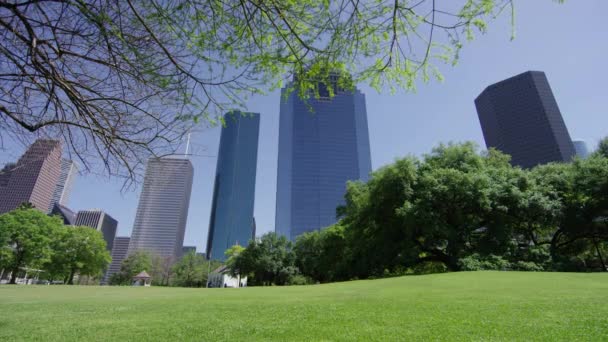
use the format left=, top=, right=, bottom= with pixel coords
left=289, top=143, right=607, bottom=284
left=109, top=250, right=152, bottom=285
left=229, top=232, right=299, bottom=286
left=0, top=208, right=61, bottom=284
left=45, top=225, right=111, bottom=284
left=0, top=0, right=559, bottom=182
left=0, top=207, right=110, bottom=284
left=172, top=251, right=222, bottom=287
left=596, top=137, right=608, bottom=159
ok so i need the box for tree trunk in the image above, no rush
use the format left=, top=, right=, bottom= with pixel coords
left=68, top=269, right=76, bottom=285
left=9, top=264, right=20, bottom=284
left=594, top=239, right=607, bottom=271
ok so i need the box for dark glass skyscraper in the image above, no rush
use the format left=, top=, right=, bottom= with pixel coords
left=475, top=71, right=575, bottom=168
left=75, top=209, right=118, bottom=251
left=275, top=80, right=372, bottom=241
left=206, top=112, right=260, bottom=261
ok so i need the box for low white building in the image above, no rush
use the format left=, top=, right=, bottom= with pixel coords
left=208, top=266, right=247, bottom=288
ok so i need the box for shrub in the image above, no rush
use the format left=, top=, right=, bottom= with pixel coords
left=411, top=261, right=448, bottom=275
left=458, top=254, right=511, bottom=271
left=513, top=261, right=545, bottom=272
left=286, top=274, right=312, bottom=286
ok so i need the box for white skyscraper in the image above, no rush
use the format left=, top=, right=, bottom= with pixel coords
left=48, top=159, right=77, bottom=212
left=128, top=158, right=194, bottom=258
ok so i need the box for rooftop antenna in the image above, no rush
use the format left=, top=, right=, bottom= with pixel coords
left=184, top=133, right=191, bottom=158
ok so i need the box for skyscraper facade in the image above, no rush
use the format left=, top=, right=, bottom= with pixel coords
left=475, top=71, right=576, bottom=169
left=0, top=139, right=62, bottom=214
left=48, top=159, right=77, bottom=212
left=128, top=158, right=193, bottom=259
left=103, top=236, right=131, bottom=284
left=573, top=140, right=590, bottom=159
left=0, top=163, right=16, bottom=188
left=50, top=203, right=76, bottom=225
left=75, top=209, right=118, bottom=251
left=275, top=79, right=372, bottom=240
left=206, top=112, right=259, bottom=261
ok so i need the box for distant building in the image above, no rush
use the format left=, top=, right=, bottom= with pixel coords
left=48, top=159, right=77, bottom=212
left=208, top=265, right=247, bottom=288
left=181, top=246, right=196, bottom=256
left=0, top=163, right=16, bottom=188
left=128, top=158, right=193, bottom=259
left=75, top=210, right=118, bottom=251
left=572, top=140, right=590, bottom=159
left=0, top=139, right=62, bottom=214
left=50, top=203, right=76, bottom=225
left=475, top=71, right=576, bottom=168
left=206, top=112, right=259, bottom=261
left=275, top=75, right=372, bottom=240
left=103, top=236, right=130, bottom=284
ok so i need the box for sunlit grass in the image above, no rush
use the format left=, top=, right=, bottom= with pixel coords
left=1, top=271, right=607, bottom=341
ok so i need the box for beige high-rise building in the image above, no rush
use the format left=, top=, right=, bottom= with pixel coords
left=0, top=139, right=62, bottom=214
left=128, top=157, right=193, bottom=259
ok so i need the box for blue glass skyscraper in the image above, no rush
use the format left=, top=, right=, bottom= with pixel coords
left=275, top=80, right=372, bottom=241
left=206, top=112, right=260, bottom=261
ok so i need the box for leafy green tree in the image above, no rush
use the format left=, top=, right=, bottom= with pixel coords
left=403, top=143, right=493, bottom=269
left=534, top=156, right=608, bottom=271
left=172, top=252, right=205, bottom=287
left=595, top=137, right=608, bottom=158
left=0, top=1, right=560, bottom=182
left=150, top=254, right=176, bottom=286
left=295, top=224, right=348, bottom=283
left=339, top=158, right=419, bottom=278
left=45, top=226, right=111, bottom=284
left=232, top=233, right=298, bottom=286
left=172, top=252, right=223, bottom=288
left=109, top=251, right=152, bottom=285
left=225, top=245, right=245, bottom=278
left=334, top=143, right=562, bottom=276
left=294, top=231, right=323, bottom=282
left=0, top=208, right=63, bottom=284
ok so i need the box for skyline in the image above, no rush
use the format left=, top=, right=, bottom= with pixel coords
left=0, top=1, right=607, bottom=253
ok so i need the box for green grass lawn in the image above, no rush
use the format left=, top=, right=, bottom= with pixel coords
left=1, top=272, right=607, bottom=341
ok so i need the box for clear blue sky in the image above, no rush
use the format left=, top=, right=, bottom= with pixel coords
left=1, top=1, right=607, bottom=253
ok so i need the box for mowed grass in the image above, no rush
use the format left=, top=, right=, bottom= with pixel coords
left=1, top=272, right=607, bottom=341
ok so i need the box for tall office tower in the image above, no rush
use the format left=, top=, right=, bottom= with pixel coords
left=475, top=71, right=576, bottom=168
left=75, top=210, right=118, bottom=251
left=48, top=159, right=78, bottom=212
left=572, top=140, right=590, bottom=159
left=275, top=77, right=372, bottom=241
left=103, top=236, right=131, bottom=284
left=50, top=203, right=77, bottom=225
left=128, top=158, right=193, bottom=259
left=206, top=112, right=260, bottom=261
left=0, top=139, right=62, bottom=214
